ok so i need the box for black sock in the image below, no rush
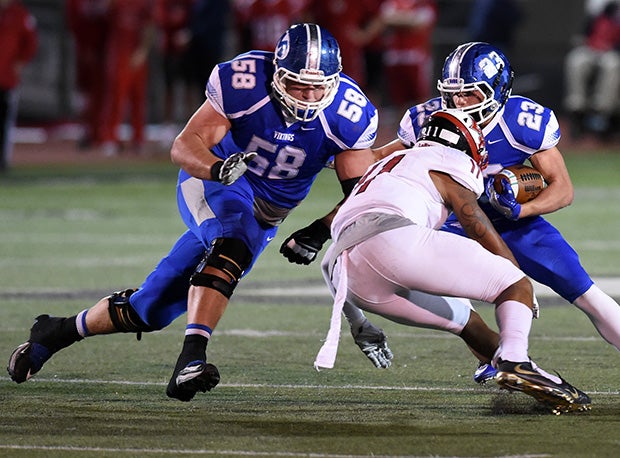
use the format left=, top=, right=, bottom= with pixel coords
left=35, top=315, right=83, bottom=352
left=180, top=334, right=209, bottom=363
left=57, top=316, right=84, bottom=349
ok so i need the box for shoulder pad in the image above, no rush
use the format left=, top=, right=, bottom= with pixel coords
left=211, top=51, right=275, bottom=116
left=321, top=76, right=378, bottom=149
left=397, top=97, right=442, bottom=146
left=501, top=96, right=560, bottom=151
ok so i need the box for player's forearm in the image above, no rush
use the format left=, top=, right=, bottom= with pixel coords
left=171, top=132, right=221, bottom=180
left=519, top=181, right=573, bottom=218
left=457, top=200, right=519, bottom=267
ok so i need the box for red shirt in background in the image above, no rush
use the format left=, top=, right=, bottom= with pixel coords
left=65, top=0, right=109, bottom=119
left=66, top=0, right=109, bottom=50
left=381, top=0, right=436, bottom=60
left=304, top=0, right=381, bottom=87
left=587, top=11, right=620, bottom=52
left=234, top=0, right=308, bottom=52
left=380, top=0, right=437, bottom=106
left=154, top=0, right=193, bottom=56
left=0, top=0, right=38, bottom=90
left=106, top=0, right=154, bottom=62
left=100, top=0, right=155, bottom=147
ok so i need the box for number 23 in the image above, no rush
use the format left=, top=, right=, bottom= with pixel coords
left=517, top=101, right=544, bottom=131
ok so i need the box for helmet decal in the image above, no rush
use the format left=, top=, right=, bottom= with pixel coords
left=275, top=33, right=290, bottom=60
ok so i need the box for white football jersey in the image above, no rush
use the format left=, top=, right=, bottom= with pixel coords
left=332, top=142, right=484, bottom=238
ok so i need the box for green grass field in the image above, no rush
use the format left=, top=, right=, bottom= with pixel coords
left=1, top=150, right=619, bottom=457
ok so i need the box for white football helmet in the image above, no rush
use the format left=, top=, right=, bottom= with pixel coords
left=417, top=109, right=488, bottom=170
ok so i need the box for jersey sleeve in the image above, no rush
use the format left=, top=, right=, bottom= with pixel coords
left=502, top=96, right=561, bottom=153
left=397, top=110, right=416, bottom=147
left=397, top=97, right=442, bottom=147
left=206, top=65, right=225, bottom=116
left=431, top=146, right=485, bottom=198
left=206, top=51, right=274, bottom=119
left=540, top=110, right=561, bottom=150
left=320, top=75, right=378, bottom=151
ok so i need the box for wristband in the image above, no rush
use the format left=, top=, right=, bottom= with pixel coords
left=210, top=161, right=223, bottom=182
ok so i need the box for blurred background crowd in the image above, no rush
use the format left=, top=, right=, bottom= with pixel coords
left=1, top=0, right=618, bottom=170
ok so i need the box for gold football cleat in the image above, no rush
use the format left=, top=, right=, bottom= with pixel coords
left=495, top=360, right=592, bottom=414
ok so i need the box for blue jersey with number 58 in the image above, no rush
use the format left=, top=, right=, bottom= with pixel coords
left=398, top=95, right=561, bottom=181
left=203, top=50, right=378, bottom=209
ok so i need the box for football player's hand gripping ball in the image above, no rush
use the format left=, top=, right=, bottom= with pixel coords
left=280, top=219, right=331, bottom=265
left=211, top=152, right=257, bottom=185
left=487, top=177, right=521, bottom=220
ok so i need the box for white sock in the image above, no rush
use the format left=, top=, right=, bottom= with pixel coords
left=495, top=300, right=532, bottom=362
left=76, top=309, right=89, bottom=337
left=573, top=284, right=620, bottom=351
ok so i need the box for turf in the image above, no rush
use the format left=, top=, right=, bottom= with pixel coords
left=1, top=151, right=619, bottom=457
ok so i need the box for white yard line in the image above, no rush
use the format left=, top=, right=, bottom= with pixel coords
left=0, top=444, right=551, bottom=458
left=1, top=376, right=618, bottom=396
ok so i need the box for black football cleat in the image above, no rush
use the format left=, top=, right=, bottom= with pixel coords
left=495, top=359, right=591, bottom=414
left=166, top=360, right=220, bottom=402
left=7, top=342, right=52, bottom=383
left=7, top=315, right=69, bottom=383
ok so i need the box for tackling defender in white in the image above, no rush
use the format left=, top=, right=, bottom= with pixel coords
left=315, top=109, right=590, bottom=414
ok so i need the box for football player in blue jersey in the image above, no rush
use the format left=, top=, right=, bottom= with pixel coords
left=371, top=42, right=620, bottom=381
left=7, top=23, right=387, bottom=401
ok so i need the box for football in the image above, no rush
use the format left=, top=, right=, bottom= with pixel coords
left=493, top=164, right=546, bottom=204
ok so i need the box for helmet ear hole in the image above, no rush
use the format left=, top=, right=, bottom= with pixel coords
left=272, top=23, right=342, bottom=122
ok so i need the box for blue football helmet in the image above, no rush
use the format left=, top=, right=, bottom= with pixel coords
left=272, top=23, right=342, bottom=122
left=437, top=42, right=514, bottom=125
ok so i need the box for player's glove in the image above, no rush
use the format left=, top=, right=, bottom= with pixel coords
left=487, top=178, right=521, bottom=221
left=279, top=219, right=331, bottom=265
left=351, top=319, right=394, bottom=369
left=211, top=152, right=257, bottom=185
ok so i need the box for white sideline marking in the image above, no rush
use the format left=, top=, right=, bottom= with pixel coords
left=0, top=445, right=410, bottom=457
left=0, top=445, right=553, bottom=458
left=3, top=377, right=618, bottom=396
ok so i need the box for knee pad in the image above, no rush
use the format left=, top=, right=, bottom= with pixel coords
left=108, top=289, right=154, bottom=339
left=190, top=238, right=253, bottom=298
